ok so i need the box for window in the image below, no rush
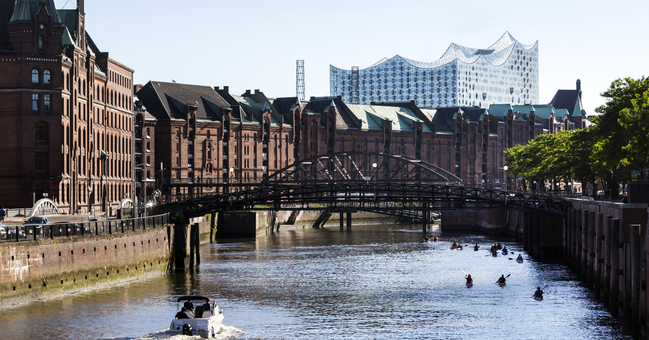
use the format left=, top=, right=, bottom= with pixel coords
left=32, top=69, right=39, bottom=84
left=36, top=122, right=48, bottom=143
left=44, top=94, right=51, bottom=113
left=36, top=152, right=48, bottom=172
left=44, top=70, right=50, bottom=84
left=38, top=36, right=43, bottom=49
left=32, top=94, right=39, bottom=112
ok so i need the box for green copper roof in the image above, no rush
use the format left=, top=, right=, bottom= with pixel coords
left=572, top=98, right=584, bottom=117
left=9, top=0, right=60, bottom=24
left=487, top=104, right=512, bottom=117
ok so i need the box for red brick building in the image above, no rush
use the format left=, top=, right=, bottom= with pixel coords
left=135, top=80, right=587, bottom=199
left=0, top=0, right=134, bottom=212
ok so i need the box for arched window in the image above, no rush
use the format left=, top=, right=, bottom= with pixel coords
left=38, top=36, right=44, bottom=49
left=36, top=122, right=48, bottom=143
left=32, top=69, right=39, bottom=84
left=44, top=70, right=51, bottom=84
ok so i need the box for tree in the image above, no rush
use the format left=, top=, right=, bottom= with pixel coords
left=592, top=76, right=649, bottom=196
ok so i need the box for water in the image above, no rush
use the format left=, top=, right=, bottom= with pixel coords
left=0, top=224, right=632, bottom=339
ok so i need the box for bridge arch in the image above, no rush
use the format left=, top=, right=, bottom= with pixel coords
left=28, top=199, right=60, bottom=217
left=263, top=151, right=462, bottom=185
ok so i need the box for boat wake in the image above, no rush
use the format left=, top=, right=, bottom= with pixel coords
left=128, top=325, right=245, bottom=339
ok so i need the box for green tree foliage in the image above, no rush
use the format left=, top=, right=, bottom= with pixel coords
left=618, top=90, right=649, bottom=179
left=504, top=76, right=649, bottom=196
left=592, top=77, right=649, bottom=182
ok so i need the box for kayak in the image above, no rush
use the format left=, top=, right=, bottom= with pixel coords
left=497, top=282, right=506, bottom=287
left=534, top=295, right=543, bottom=301
left=466, top=282, right=473, bottom=288
left=502, top=250, right=508, bottom=255
left=516, top=258, right=524, bottom=263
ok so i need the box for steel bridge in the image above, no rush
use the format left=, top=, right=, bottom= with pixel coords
left=174, top=152, right=570, bottom=221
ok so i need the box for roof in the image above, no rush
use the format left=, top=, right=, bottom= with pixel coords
left=550, top=89, right=584, bottom=117
left=9, top=0, right=60, bottom=24
left=488, top=104, right=513, bottom=118
left=136, top=81, right=230, bottom=122
left=332, top=32, right=537, bottom=71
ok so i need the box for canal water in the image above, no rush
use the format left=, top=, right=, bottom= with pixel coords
left=0, top=224, right=633, bottom=339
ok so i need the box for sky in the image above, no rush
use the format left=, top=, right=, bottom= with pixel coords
left=53, top=0, right=649, bottom=115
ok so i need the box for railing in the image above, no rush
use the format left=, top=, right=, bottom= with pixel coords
left=0, top=213, right=170, bottom=243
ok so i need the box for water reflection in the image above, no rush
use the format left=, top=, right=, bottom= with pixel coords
left=0, top=224, right=633, bottom=340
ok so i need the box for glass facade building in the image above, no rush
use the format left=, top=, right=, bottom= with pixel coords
left=330, top=32, right=538, bottom=109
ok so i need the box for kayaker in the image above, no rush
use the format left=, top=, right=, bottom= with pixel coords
left=497, top=275, right=507, bottom=284
left=474, top=244, right=479, bottom=251
left=452, top=241, right=457, bottom=248
left=534, top=287, right=543, bottom=298
left=466, top=275, right=473, bottom=285
left=516, top=254, right=524, bottom=262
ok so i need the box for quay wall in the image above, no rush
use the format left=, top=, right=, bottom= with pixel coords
left=0, top=224, right=173, bottom=308
left=564, top=199, right=649, bottom=337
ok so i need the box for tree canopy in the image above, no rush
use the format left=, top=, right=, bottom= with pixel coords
left=504, top=76, right=649, bottom=195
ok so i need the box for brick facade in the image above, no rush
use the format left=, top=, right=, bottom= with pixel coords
left=0, top=0, right=134, bottom=212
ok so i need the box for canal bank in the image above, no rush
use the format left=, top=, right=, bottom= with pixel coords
left=0, top=214, right=177, bottom=308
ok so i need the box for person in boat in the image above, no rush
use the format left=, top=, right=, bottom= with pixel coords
left=534, top=287, right=543, bottom=298
left=424, top=236, right=429, bottom=242
left=452, top=241, right=457, bottom=248
left=497, top=275, right=507, bottom=284
left=433, top=236, right=438, bottom=242
left=496, top=242, right=502, bottom=249
left=465, top=274, right=473, bottom=285
left=517, top=254, right=524, bottom=262
left=184, top=301, right=194, bottom=313
left=175, top=306, right=194, bottom=319
left=474, top=244, right=479, bottom=251
left=502, top=246, right=508, bottom=253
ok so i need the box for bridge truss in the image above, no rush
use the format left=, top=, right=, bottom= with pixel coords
left=179, top=152, right=569, bottom=219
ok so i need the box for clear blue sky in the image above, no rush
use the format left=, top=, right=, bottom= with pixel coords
left=55, top=0, right=648, bottom=115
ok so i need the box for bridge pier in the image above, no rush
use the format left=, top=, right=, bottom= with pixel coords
left=172, top=222, right=200, bottom=270
left=610, top=218, right=620, bottom=316
left=340, top=213, right=344, bottom=231
left=347, top=212, right=352, bottom=231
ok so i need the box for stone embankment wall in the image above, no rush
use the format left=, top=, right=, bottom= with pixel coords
left=0, top=225, right=172, bottom=308
left=565, top=200, right=649, bottom=337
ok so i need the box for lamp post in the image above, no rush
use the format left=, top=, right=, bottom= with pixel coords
left=372, top=162, right=377, bottom=202
left=229, top=167, right=234, bottom=206
left=503, top=165, right=509, bottom=205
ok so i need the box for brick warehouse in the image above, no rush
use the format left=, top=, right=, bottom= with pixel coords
left=0, top=1, right=588, bottom=209
left=134, top=80, right=585, bottom=199
left=0, top=0, right=134, bottom=212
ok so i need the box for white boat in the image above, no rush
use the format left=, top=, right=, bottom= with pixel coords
left=169, top=296, right=224, bottom=338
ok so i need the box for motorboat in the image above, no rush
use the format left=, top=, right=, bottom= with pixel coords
left=169, top=296, right=224, bottom=338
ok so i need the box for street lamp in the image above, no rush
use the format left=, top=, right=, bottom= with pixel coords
left=503, top=165, right=509, bottom=205
left=372, top=162, right=377, bottom=202
left=229, top=167, right=234, bottom=206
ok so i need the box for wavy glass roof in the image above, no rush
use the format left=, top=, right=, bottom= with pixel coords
left=333, top=32, right=537, bottom=71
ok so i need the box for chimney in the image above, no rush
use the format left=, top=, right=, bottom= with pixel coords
left=576, top=79, right=582, bottom=100
left=244, top=90, right=251, bottom=96
left=223, top=86, right=229, bottom=94
left=255, top=89, right=260, bottom=94
left=214, top=86, right=220, bottom=91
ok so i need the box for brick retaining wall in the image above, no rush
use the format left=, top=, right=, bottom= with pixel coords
left=0, top=226, right=172, bottom=308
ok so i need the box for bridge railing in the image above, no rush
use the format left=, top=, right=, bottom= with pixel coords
left=0, top=213, right=170, bottom=243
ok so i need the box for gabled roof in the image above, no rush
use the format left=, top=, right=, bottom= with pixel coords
left=136, top=81, right=230, bottom=122
left=424, top=107, right=462, bottom=133
left=272, top=97, right=300, bottom=124
left=551, top=89, right=585, bottom=117
left=9, top=0, right=60, bottom=24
